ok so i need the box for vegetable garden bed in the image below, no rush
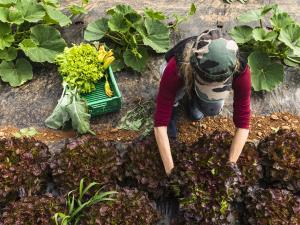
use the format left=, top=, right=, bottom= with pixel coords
left=1, top=129, right=299, bottom=224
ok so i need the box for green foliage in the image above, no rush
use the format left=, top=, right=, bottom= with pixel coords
left=53, top=178, right=117, bottom=225
left=69, top=0, right=90, bottom=16
left=229, top=4, right=300, bottom=91
left=169, top=3, right=197, bottom=30
left=118, top=100, right=154, bottom=137
left=248, top=51, right=284, bottom=91
left=0, top=58, right=32, bottom=87
left=45, top=83, right=94, bottom=135
left=13, top=127, right=38, bottom=138
left=84, top=4, right=196, bottom=73
left=0, top=0, right=70, bottom=87
left=55, top=43, right=106, bottom=94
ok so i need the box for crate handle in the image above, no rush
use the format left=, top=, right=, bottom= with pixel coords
left=91, top=102, right=107, bottom=109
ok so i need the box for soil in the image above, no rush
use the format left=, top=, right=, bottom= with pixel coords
left=1, top=112, right=299, bottom=146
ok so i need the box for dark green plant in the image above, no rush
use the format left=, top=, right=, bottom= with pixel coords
left=0, top=195, right=64, bottom=225
left=53, top=178, right=117, bottom=225
left=84, top=4, right=196, bottom=72
left=81, top=188, right=161, bottom=225
left=0, top=0, right=73, bottom=87
left=229, top=4, right=300, bottom=91
left=0, top=137, right=51, bottom=207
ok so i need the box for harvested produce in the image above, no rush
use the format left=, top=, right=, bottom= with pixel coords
left=0, top=195, right=64, bottom=225
left=46, top=43, right=115, bottom=134
left=45, top=83, right=94, bottom=134
left=0, top=138, right=51, bottom=208
left=55, top=43, right=114, bottom=94
left=259, top=129, right=300, bottom=192
left=81, top=188, right=161, bottom=225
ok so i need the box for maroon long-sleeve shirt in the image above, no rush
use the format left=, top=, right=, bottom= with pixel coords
left=154, top=57, right=251, bottom=129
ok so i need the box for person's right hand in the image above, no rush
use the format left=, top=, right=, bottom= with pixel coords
left=165, top=163, right=174, bottom=176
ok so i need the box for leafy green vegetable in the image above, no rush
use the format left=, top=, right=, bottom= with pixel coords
left=66, top=89, right=93, bottom=135
left=84, top=4, right=196, bottom=73
left=45, top=83, right=71, bottom=130
left=55, top=43, right=106, bottom=94
left=45, top=84, right=94, bottom=134
left=230, top=4, right=300, bottom=91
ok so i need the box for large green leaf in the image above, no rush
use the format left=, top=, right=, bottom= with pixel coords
left=0, top=58, right=33, bottom=87
left=270, top=12, right=294, bottom=30
left=0, top=0, right=16, bottom=6
left=19, top=24, right=66, bottom=63
left=66, top=90, right=93, bottom=134
left=84, top=18, right=108, bottom=41
left=248, top=51, right=283, bottom=91
left=45, top=84, right=71, bottom=129
left=107, top=4, right=136, bottom=16
left=144, top=8, right=167, bottom=20
left=252, top=28, right=277, bottom=42
left=0, top=22, right=14, bottom=50
left=7, top=8, right=23, bottom=24
left=16, top=0, right=45, bottom=23
left=0, top=7, right=9, bottom=22
left=229, top=25, right=253, bottom=44
left=44, top=5, right=71, bottom=27
left=123, top=47, right=149, bottom=72
left=108, top=13, right=130, bottom=32
left=237, top=5, right=274, bottom=23
left=278, top=23, right=300, bottom=54
left=0, top=46, right=17, bottom=61
left=140, top=18, right=170, bottom=53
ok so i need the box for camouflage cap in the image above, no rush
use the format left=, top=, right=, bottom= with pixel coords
left=190, top=30, right=238, bottom=82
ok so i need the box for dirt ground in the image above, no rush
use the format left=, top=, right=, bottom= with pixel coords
left=1, top=112, right=299, bottom=146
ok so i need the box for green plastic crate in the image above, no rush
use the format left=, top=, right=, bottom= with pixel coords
left=81, top=66, right=122, bottom=117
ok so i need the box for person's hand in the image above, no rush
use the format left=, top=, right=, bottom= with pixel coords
left=165, top=164, right=174, bottom=176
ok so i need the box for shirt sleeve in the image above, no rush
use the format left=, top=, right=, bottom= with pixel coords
left=232, top=65, right=251, bottom=129
left=154, top=57, right=184, bottom=127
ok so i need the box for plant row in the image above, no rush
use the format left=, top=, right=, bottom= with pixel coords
left=0, top=129, right=299, bottom=224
